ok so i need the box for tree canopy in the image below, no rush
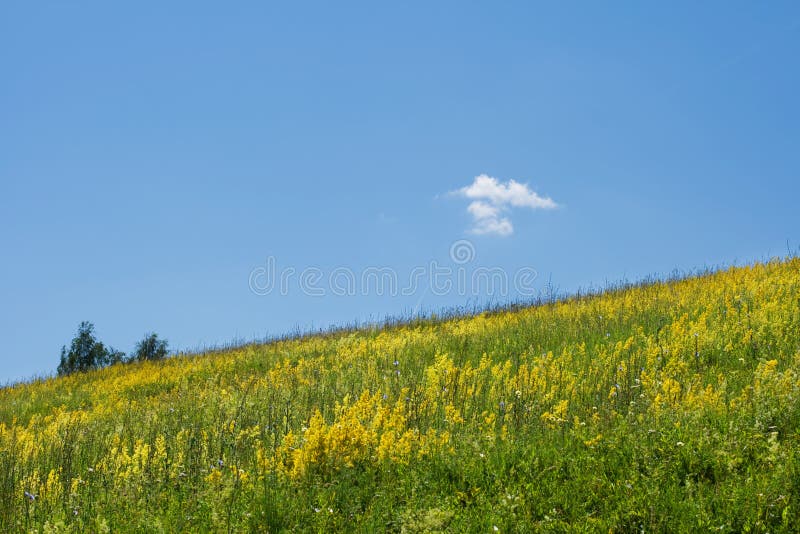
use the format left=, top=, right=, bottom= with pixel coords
left=131, top=333, right=169, bottom=362
left=57, top=322, right=124, bottom=376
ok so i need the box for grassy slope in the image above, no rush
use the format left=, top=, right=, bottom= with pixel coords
left=2, top=259, right=800, bottom=532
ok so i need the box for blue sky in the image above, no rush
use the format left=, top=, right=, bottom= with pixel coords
left=2, top=2, right=799, bottom=383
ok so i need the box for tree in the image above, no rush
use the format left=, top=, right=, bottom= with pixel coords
left=57, top=322, right=122, bottom=376
left=131, top=333, right=169, bottom=362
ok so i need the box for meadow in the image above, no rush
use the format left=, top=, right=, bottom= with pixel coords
left=2, top=258, right=800, bottom=532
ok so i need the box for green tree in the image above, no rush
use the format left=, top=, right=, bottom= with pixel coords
left=131, top=333, right=169, bottom=362
left=57, top=322, right=123, bottom=376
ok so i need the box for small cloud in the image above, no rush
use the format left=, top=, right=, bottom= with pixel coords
left=467, top=200, right=500, bottom=220
left=466, top=201, right=513, bottom=236
left=451, top=174, right=557, bottom=236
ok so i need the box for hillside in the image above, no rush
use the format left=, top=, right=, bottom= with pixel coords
left=2, top=259, right=800, bottom=532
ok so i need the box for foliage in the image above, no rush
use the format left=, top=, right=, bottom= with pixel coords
left=4, top=258, right=800, bottom=531
left=130, top=333, right=168, bottom=363
left=56, top=322, right=124, bottom=376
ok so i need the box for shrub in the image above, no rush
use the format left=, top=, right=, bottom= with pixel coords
left=57, top=321, right=124, bottom=376
left=131, top=333, right=169, bottom=362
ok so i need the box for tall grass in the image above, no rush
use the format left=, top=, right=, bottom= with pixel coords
left=2, top=258, right=800, bottom=532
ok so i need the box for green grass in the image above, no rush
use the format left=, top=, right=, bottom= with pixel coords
left=1, top=258, right=800, bottom=532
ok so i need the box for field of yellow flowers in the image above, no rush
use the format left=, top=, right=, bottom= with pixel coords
left=2, top=259, right=800, bottom=532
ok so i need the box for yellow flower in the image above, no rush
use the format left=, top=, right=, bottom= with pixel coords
left=205, top=468, right=223, bottom=486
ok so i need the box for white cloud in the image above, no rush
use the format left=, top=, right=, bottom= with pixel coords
left=467, top=200, right=501, bottom=220
left=471, top=215, right=514, bottom=236
left=452, top=174, right=557, bottom=236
